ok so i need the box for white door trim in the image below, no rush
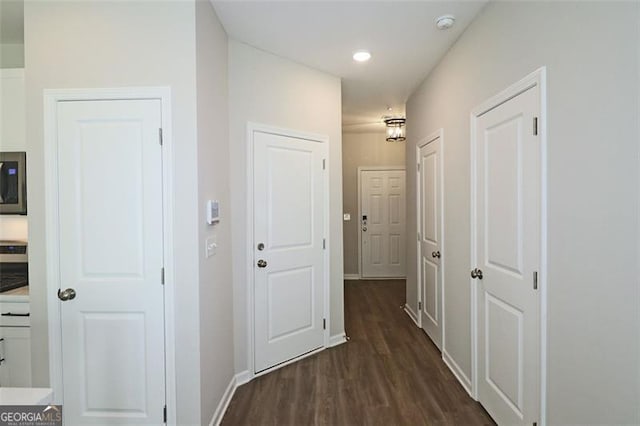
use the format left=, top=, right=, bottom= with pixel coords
left=469, top=67, right=547, bottom=424
left=43, top=87, right=177, bottom=425
left=245, top=122, right=330, bottom=379
left=415, top=129, right=445, bottom=339
left=357, top=166, right=406, bottom=279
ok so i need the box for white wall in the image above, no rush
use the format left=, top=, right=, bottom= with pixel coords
left=24, top=2, right=203, bottom=423
left=195, top=1, right=234, bottom=424
left=228, top=41, right=344, bottom=374
left=342, top=131, right=405, bottom=276
left=406, top=2, right=639, bottom=423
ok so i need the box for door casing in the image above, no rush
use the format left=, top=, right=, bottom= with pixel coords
left=470, top=67, right=547, bottom=424
left=245, top=122, right=330, bottom=379
left=357, top=166, right=406, bottom=279
left=44, top=87, right=177, bottom=425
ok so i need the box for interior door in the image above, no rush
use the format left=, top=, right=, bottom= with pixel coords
left=418, top=137, right=442, bottom=349
left=360, top=170, right=406, bottom=278
left=473, top=86, right=540, bottom=424
left=57, top=99, right=165, bottom=424
left=253, top=130, right=326, bottom=373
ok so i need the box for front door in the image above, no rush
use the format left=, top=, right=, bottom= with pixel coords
left=360, top=169, right=406, bottom=278
left=253, top=130, right=326, bottom=372
left=473, top=85, right=541, bottom=424
left=418, top=136, right=443, bottom=349
left=57, top=99, right=165, bottom=424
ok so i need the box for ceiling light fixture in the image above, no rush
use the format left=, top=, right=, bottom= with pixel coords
left=353, top=50, right=371, bottom=62
left=436, top=15, right=456, bottom=30
left=384, top=117, right=406, bottom=142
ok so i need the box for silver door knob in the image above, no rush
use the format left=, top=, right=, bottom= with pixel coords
left=470, top=268, right=483, bottom=280
left=257, top=259, right=267, bottom=268
left=58, top=288, right=76, bottom=301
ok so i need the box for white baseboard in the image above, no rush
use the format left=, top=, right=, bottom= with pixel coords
left=235, top=370, right=251, bottom=386
left=344, top=274, right=360, bottom=280
left=329, top=332, right=347, bottom=347
left=442, top=349, right=474, bottom=399
left=403, top=304, right=420, bottom=328
left=208, top=374, right=238, bottom=426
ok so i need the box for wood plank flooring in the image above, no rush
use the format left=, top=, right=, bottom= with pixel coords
left=222, top=279, right=495, bottom=425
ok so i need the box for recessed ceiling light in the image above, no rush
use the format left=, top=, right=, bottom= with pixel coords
left=353, top=51, right=371, bottom=62
left=436, top=15, right=456, bottom=30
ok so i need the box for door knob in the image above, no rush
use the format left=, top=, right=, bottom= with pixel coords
left=257, top=243, right=265, bottom=251
left=58, top=288, right=77, bottom=301
left=435, top=251, right=441, bottom=258
left=257, top=259, right=267, bottom=268
left=432, top=251, right=437, bottom=258
left=362, top=227, right=367, bottom=232
left=470, top=268, right=483, bottom=280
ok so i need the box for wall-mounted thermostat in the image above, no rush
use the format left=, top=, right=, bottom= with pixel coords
left=207, top=200, right=220, bottom=225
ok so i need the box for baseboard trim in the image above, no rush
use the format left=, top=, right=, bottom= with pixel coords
left=235, top=370, right=251, bottom=386
left=442, top=349, right=473, bottom=399
left=403, top=304, right=420, bottom=328
left=344, top=274, right=360, bottom=280
left=329, top=332, right=347, bottom=347
left=208, top=374, right=237, bottom=426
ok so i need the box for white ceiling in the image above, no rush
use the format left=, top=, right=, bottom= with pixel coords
left=0, top=0, right=24, bottom=45
left=213, top=1, right=487, bottom=132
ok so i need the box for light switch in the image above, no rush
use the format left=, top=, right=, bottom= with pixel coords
left=205, top=236, right=217, bottom=258
left=343, top=213, right=351, bottom=221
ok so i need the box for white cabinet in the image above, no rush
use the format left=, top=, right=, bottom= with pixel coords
left=0, top=299, right=31, bottom=387
left=0, top=327, right=31, bottom=387
left=0, top=68, right=26, bottom=151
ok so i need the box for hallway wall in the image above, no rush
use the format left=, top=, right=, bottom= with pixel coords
left=342, top=132, right=405, bottom=276
left=229, top=41, right=344, bottom=375
left=406, top=2, right=639, bottom=423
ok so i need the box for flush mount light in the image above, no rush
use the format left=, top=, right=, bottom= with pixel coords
left=436, top=15, right=456, bottom=30
left=353, top=50, right=371, bottom=62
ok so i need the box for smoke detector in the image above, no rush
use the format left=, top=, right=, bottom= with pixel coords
left=436, top=15, right=455, bottom=30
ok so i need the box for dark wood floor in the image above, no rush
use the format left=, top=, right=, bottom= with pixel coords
left=222, top=279, right=495, bottom=425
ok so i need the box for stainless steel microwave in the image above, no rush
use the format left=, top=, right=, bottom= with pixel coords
left=0, top=152, right=27, bottom=215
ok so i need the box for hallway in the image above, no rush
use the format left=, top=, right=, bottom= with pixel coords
left=222, top=280, right=494, bottom=425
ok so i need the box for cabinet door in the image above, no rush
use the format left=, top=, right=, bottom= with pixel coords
left=0, top=69, right=26, bottom=151
left=0, top=327, right=31, bottom=387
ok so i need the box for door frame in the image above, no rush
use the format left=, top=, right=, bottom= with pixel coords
left=415, top=129, right=445, bottom=338
left=43, top=87, right=177, bottom=425
left=357, top=166, right=407, bottom=279
left=245, top=122, right=330, bottom=379
left=469, top=67, right=547, bottom=423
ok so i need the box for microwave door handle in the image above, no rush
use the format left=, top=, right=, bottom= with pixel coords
left=0, top=163, right=6, bottom=203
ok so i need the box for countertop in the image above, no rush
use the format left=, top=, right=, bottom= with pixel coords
left=0, top=387, right=53, bottom=405
left=0, top=286, right=29, bottom=302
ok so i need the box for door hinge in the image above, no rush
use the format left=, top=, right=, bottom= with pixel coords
left=533, top=117, right=538, bottom=136
left=323, top=238, right=326, bottom=250
left=322, top=159, right=326, bottom=170
left=323, top=318, right=326, bottom=330
left=163, top=405, right=167, bottom=423
left=418, top=301, right=422, bottom=310
left=533, top=271, right=538, bottom=290
left=417, top=163, right=420, bottom=172
left=533, top=422, right=537, bottom=426
left=161, top=268, right=165, bottom=285
left=417, top=232, right=421, bottom=241
left=159, top=128, right=163, bottom=145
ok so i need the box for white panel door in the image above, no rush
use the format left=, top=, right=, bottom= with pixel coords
left=57, top=99, right=165, bottom=425
left=360, top=170, right=406, bottom=278
left=253, top=131, right=326, bottom=372
left=474, top=86, right=540, bottom=424
left=418, top=137, right=442, bottom=349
